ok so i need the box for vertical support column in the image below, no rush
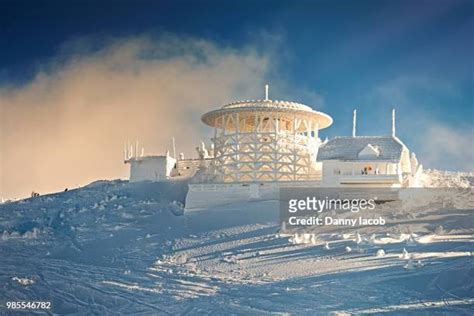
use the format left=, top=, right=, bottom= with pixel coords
left=253, top=113, right=258, bottom=182
left=235, top=112, right=240, bottom=181
left=308, top=119, right=312, bottom=139
left=272, top=113, right=277, bottom=181
left=223, top=113, right=228, bottom=136
left=275, top=113, right=279, bottom=133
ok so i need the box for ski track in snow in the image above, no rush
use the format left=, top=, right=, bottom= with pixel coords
left=0, top=171, right=473, bottom=315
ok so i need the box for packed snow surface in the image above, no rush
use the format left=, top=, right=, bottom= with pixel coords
left=0, top=171, right=473, bottom=315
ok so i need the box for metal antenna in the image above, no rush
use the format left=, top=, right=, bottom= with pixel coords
left=352, top=109, right=357, bottom=137
left=124, top=141, right=129, bottom=160
left=172, top=137, right=177, bottom=160
left=265, top=84, right=269, bottom=100
left=392, top=109, right=396, bottom=137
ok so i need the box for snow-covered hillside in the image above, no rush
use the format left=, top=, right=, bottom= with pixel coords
left=0, top=171, right=473, bottom=315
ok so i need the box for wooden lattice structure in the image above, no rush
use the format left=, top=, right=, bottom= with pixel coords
left=201, top=98, right=333, bottom=182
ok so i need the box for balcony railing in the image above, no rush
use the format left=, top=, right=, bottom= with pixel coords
left=339, top=174, right=401, bottom=184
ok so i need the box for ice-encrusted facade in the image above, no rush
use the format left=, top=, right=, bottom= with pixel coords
left=184, top=92, right=422, bottom=209
left=199, top=97, right=332, bottom=183
left=124, top=87, right=423, bottom=210
left=317, top=136, right=422, bottom=187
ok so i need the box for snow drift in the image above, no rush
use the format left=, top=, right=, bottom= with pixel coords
left=0, top=171, right=473, bottom=314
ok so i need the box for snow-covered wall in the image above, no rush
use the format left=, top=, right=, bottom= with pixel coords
left=128, top=156, right=176, bottom=182
left=174, top=159, right=202, bottom=177
left=321, top=160, right=403, bottom=187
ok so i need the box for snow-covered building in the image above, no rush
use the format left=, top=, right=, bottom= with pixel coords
left=125, top=155, right=177, bottom=182
left=317, top=136, right=422, bottom=187
left=314, top=109, right=422, bottom=188
left=198, top=87, right=332, bottom=183
left=124, top=86, right=423, bottom=209
left=124, top=142, right=210, bottom=182
left=184, top=85, right=335, bottom=209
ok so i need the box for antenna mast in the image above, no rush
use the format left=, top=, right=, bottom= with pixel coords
left=352, top=109, right=357, bottom=137
left=123, top=142, right=127, bottom=161
left=265, top=84, right=269, bottom=100
left=392, top=109, right=396, bottom=137
left=172, top=137, right=177, bottom=160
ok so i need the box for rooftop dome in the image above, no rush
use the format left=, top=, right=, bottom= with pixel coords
left=201, top=85, right=333, bottom=130
left=202, top=98, right=333, bottom=129
left=221, top=99, right=314, bottom=112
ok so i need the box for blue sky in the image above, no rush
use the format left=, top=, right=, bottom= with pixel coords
left=2, top=0, right=472, bottom=119
left=1, top=0, right=473, bottom=197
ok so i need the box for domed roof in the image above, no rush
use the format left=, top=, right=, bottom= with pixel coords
left=201, top=98, right=333, bottom=130
left=221, top=99, right=314, bottom=112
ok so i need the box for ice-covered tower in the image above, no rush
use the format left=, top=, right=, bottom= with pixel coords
left=200, top=86, right=333, bottom=182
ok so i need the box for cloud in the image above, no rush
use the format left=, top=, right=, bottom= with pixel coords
left=416, top=123, right=473, bottom=172
left=0, top=35, right=269, bottom=199
left=360, top=75, right=472, bottom=172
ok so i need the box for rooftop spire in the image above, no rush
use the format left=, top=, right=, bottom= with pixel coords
left=265, top=84, right=269, bottom=100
